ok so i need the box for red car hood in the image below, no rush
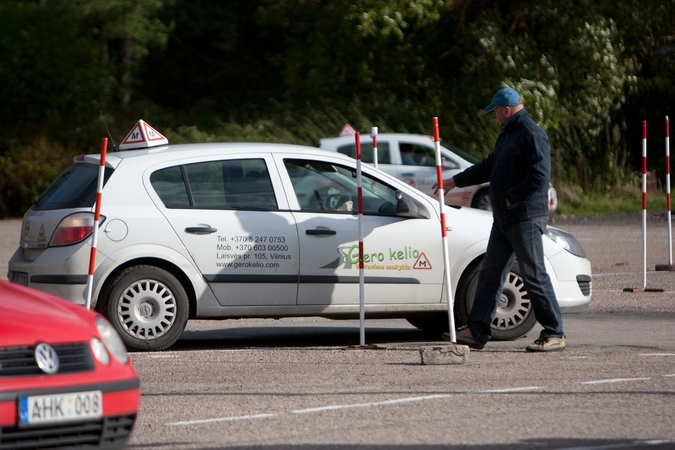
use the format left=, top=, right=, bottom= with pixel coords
left=0, top=281, right=95, bottom=347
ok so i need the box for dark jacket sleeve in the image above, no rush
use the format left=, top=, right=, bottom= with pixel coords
left=453, top=152, right=493, bottom=188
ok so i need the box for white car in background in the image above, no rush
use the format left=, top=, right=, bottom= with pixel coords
left=8, top=123, right=582, bottom=351
left=319, top=133, right=558, bottom=213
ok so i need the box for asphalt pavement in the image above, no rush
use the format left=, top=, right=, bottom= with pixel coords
left=2, top=213, right=675, bottom=449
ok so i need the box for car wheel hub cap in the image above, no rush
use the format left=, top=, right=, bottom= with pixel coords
left=117, top=279, right=177, bottom=340
left=498, top=294, right=509, bottom=308
left=139, top=302, right=155, bottom=318
left=492, top=272, right=531, bottom=331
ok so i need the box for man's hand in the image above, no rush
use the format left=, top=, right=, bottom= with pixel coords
left=433, top=177, right=456, bottom=195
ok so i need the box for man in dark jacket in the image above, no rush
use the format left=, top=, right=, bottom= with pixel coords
left=438, top=87, right=565, bottom=352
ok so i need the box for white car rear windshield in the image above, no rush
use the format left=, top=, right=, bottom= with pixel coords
left=33, top=163, right=113, bottom=211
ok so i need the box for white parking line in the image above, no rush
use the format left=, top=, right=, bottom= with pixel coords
left=165, top=374, right=667, bottom=428
left=477, top=386, right=544, bottom=393
left=292, top=394, right=452, bottom=414
left=168, top=413, right=278, bottom=426
left=166, top=387, right=543, bottom=426
left=580, top=378, right=651, bottom=385
left=639, top=353, right=675, bottom=357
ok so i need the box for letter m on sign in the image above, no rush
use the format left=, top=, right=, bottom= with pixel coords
left=413, top=253, right=432, bottom=270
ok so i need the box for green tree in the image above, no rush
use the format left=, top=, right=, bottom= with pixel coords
left=0, top=0, right=114, bottom=126
left=82, top=0, right=173, bottom=110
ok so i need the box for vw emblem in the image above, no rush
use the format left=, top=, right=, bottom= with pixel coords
left=35, top=343, right=59, bottom=374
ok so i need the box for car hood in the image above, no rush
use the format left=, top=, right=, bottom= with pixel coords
left=0, top=281, right=95, bottom=347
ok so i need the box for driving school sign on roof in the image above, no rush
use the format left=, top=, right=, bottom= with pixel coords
left=119, top=120, right=168, bottom=150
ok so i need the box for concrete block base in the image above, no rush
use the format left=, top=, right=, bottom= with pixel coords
left=419, top=344, right=469, bottom=365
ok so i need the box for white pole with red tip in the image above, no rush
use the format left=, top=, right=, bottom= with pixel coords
left=371, top=127, right=378, bottom=168
left=85, top=138, right=108, bottom=310
left=356, top=132, right=366, bottom=346
left=432, top=118, right=456, bottom=342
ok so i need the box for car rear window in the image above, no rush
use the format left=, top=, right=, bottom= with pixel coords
left=33, top=163, right=113, bottom=211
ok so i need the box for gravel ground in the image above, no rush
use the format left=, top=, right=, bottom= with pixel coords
left=0, top=219, right=21, bottom=281
left=549, top=211, right=675, bottom=313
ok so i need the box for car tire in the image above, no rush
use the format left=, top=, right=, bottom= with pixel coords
left=406, top=260, right=536, bottom=341
left=456, top=260, right=536, bottom=341
left=471, top=188, right=492, bottom=211
left=98, top=265, right=189, bottom=351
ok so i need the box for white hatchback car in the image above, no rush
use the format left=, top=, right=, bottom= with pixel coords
left=8, top=127, right=587, bottom=351
left=319, top=133, right=558, bottom=213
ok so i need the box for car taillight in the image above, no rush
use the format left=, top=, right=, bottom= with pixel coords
left=49, top=213, right=105, bottom=247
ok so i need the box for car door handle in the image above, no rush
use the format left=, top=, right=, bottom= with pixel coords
left=185, top=226, right=217, bottom=235
left=400, top=172, right=416, bottom=177
left=306, top=229, right=336, bottom=236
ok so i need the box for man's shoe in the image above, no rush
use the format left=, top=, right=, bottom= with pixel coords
left=526, top=335, right=566, bottom=352
left=442, top=326, right=484, bottom=349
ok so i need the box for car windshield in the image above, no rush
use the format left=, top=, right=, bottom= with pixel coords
left=32, top=163, right=113, bottom=210
left=441, top=140, right=479, bottom=164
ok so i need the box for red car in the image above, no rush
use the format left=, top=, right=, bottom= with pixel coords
left=0, top=280, right=140, bottom=449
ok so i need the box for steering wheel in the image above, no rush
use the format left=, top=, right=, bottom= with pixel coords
left=316, top=186, right=352, bottom=211
left=328, top=192, right=352, bottom=211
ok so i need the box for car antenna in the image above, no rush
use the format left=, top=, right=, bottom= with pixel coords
left=99, top=111, right=119, bottom=152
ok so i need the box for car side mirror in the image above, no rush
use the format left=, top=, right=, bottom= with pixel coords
left=395, top=191, right=430, bottom=219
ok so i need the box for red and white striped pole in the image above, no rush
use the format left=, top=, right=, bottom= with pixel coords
left=656, top=116, right=675, bottom=270
left=356, top=132, right=366, bottom=346
left=656, top=116, right=674, bottom=271
left=371, top=127, right=379, bottom=168
left=432, top=118, right=456, bottom=342
left=667, top=116, right=672, bottom=265
left=641, top=121, right=647, bottom=289
left=85, top=137, right=109, bottom=310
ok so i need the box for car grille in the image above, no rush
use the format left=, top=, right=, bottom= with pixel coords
left=0, top=414, right=136, bottom=449
left=576, top=275, right=592, bottom=296
left=0, top=343, right=94, bottom=377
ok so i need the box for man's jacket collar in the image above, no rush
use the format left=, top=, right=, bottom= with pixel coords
left=501, top=108, right=528, bottom=130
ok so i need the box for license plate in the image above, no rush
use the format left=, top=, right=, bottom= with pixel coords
left=11, top=272, right=29, bottom=286
left=19, top=390, right=103, bottom=426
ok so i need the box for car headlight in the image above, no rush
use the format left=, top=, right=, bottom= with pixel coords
left=90, top=337, right=110, bottom=365
left=545, top=227, right=586, bottom=258
left=95, top=316, right=129, bottom=364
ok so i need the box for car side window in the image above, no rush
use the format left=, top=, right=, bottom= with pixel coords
left=150, top=159, right=278, bottom=210
left=284, top=158, right=400, bottom=216
left=399, top=143, right=441, bottom=167
left=336, top=142, right=391, bottom=164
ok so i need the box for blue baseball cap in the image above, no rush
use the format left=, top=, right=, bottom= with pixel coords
left=484, top=88, right=523, bottom=112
